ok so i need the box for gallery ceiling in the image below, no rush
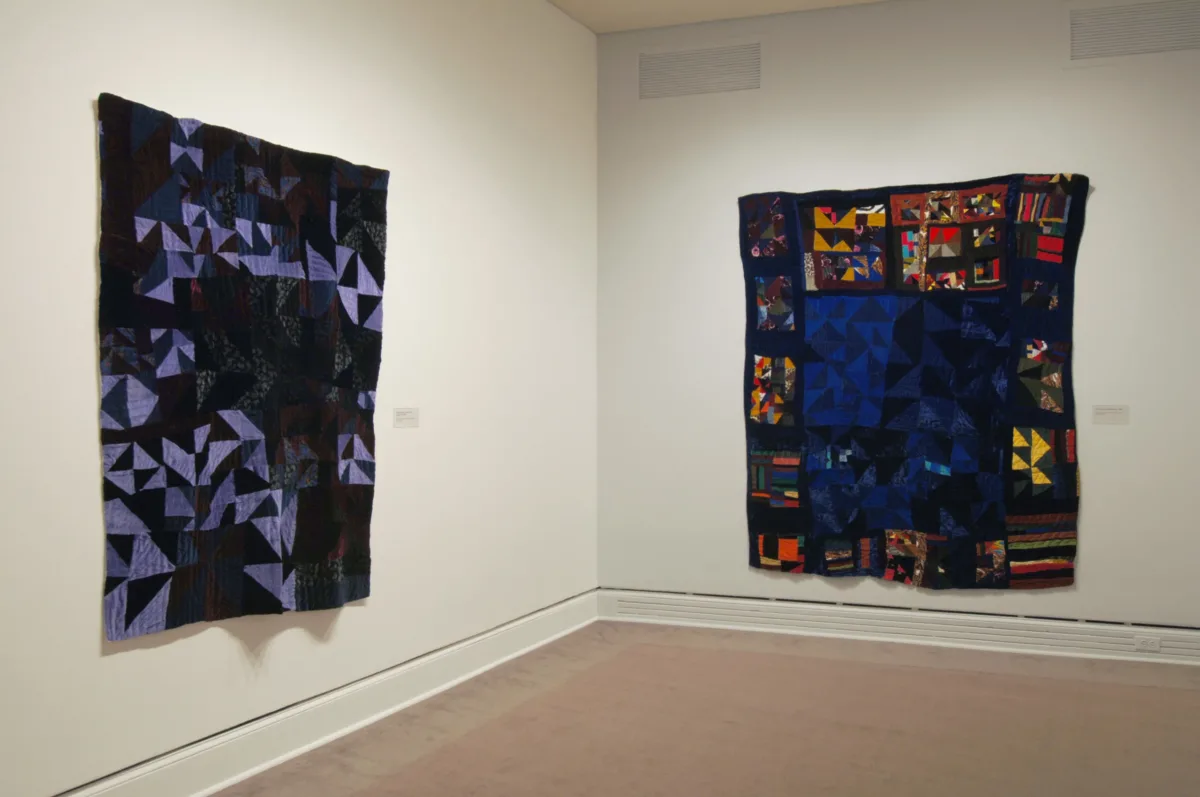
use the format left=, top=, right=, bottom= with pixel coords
left=547, top=0, right=890, bottom=33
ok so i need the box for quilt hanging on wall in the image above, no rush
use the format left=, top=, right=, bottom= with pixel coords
left=739, top=174, right=1087, bottom=590
left=98, top=94, right=388, bottom=640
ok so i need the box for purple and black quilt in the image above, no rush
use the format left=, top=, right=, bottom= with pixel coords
left=98, top=94, right=388, bottom=640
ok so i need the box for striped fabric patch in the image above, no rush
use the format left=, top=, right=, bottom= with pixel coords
left=750, top=452, right=801, bottom=508
left=1017, top=175, right=1073, bottom=263
left=820, top=536, right=879, bottom=577
left=1007, top=522, right=1076, bottom=588
left=824, top=540, right=855, bottom=574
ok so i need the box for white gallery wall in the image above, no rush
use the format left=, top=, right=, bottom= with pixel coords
left=2, top=0, right=1199, bottom=792
left=598, top=0, right=1200, bottom=627
left=0, top=1, right=597, bottom=795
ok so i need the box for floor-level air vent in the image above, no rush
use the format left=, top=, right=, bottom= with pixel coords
left=1070, top=0, right=1200, bottom=60
left=639, top=43, right=761, bottom=99
left=602, top=591, right=1200, bottom=664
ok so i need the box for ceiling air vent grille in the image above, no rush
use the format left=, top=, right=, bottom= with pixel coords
left=1070, top=0, right=1200, bottom=60
left=639, top=43, right=761, bottom=99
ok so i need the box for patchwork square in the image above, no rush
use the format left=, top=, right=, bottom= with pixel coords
left=928, top=227, right=962, bottom=258
left=808, top=253, right=885, bottom=287
left=741, top=174, right=1088, bottom=590
left=889, top=187, right=1008, bottom=292
left=1005, top=513, right=1077, bottom=588
left=1017, top=339, right=1069, bottom=413
left=751, top=356, right=795, bottom=425
left=800, top=204, right=887, bottom=290
left=898, top=229, right=923, bottom=286
left=972, top=224, right=999, bottom=248
left=742, top=194, right=789, bottom=257
left=930, top=269, right=967, bottom=290
left=803, top=427, right=914, bottom=536
left=926, top=191, right=959, bottom=223
left=961, top=186, right=1008, bottom=221
left=973, top=258, right=1002, bottom=286
left=1011, top=426, right=1076, bottom=500
left=975, top=540, right=1007, bottom=586
left=758, top=534, right=805, bottom=572
left=750, top=450, right=802, bottom=508
left=883, top=530, right=951, bottom=588
left=818, top=536, right=880, bottom=577
left=804, top=295, right=909, bottom=427
left=98, top=94, right=387, bottom=641
left=1017, top=174, right=1077, bottom=263
left=890, top=194, right=927, bottom=226
left=1021, top=278, right=1060, bottom=310
left=756, top=276, right=794, bottom=331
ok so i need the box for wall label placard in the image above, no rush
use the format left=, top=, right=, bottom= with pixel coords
left=1092, top=405, right=1130, bottom=425
left=393, top=408, right=420, bottom=428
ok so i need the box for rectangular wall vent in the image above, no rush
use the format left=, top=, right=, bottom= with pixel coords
left=602, top=591, right=1200, bottom=664
left=1070, top=0, right=1200, bottom=60
left=639, top=43, right=761, bottom=99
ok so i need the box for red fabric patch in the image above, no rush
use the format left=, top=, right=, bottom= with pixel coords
left=1038, top=235, right=1064, bottom=253
left=1011, top=561, right=1073, bottom=575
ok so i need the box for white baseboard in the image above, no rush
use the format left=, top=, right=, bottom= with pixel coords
left=598, top=589, right=1200, bottom=665
left=64, top=587, right=1200, bottom=797
left=67, top=591, right=599, bottom=797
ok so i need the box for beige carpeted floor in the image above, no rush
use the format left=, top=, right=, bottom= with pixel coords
left=220, top=622, right=1200, bottom=796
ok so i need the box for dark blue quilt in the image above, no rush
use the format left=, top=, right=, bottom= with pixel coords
left=739, top=175, right=1087, bottom=589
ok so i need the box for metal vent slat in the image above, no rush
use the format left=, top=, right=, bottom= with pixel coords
left=617, top=606, right=1138, bottom=651
left=607, top=593, right=1200, bottom=663
left=639, top=43, right=761, bottom=99
left=1071, top=0, right=1200, bottom=60
left=616, top=603, right=1136, bottom=644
